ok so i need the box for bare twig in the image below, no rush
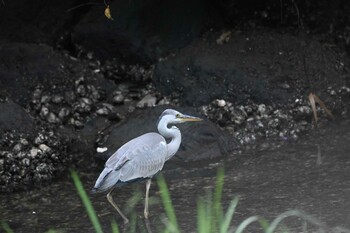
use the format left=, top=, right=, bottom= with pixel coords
left=308, top=93, right=335, bottom=125
left=145, top=218, right=153, bottom=233
left=302, top=40, right=315, bottom=95
left=312, top=94, right=335, bottom=120
left=308, top=93, right=318, bottom=123
left=291, top=0, right=301, bottom=28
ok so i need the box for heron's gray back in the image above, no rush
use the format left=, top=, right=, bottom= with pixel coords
left=93, top=132, right=167, bottom=192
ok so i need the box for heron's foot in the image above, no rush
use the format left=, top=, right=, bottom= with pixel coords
left=144, top=217, right=153, bottom=233
left=144, top=210, right=149, bottom=219
left=123, top=218, right=129, bottom=225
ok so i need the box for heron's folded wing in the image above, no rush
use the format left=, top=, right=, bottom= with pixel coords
left=105, top=133, right=166, bottom=171
left=118, top=140, right=167, bottom=182
left=94, top=133, right=167, bottom=192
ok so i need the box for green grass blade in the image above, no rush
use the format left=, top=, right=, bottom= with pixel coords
left=111, top=219, right=120, bottom=233
left=156, top=174, right=180, bottom=233
left=258, top=218, right=270, bottom=231
left=213, top=167, right=225, bottom=224
left=205, top=192, right=213, bottom=233
left=266, top=210, right=326, bottom=233
left=45, top=230, right=57, bottom=233
left=71, top=170, right=104, bottom=233
left=1, top=221, right=14, bottom=233
left=128, top=213, right=137, bottom=233
left=220, top=196, right=239, bottom=233
left=197, top=197, right=210, bottom=233
left=162, top=218, right=180, bottom=233
left=235, top=216, right=261, bottom=233
left=124, top=190, right=142, bottom=214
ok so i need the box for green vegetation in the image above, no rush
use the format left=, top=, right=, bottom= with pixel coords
left=1, top=169, right=348, bottom=233
left=71, top=170, right=105, bottom=233
left=1, top=221, right=14, bottom=233
left=157, top=174, right=180, bottom=233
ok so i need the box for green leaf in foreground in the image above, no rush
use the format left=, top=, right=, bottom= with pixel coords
left=111, top=219, right=120, bottom=233
left=266, top=210, right=327, bottom=233
left=213, top=167, right=225, bottom=225
left=71, top=170, right=104, bottom=233
left=197, top=196, right=211, bottom=233
left=45, top=230, right=58, bottom=233
left=157, top=174, right=180, bottom=233
left=219, top=196, right=239, bottom=233
left=1, top=221, right=14, bottom=233
left=235, top=216, right=262, bottom=233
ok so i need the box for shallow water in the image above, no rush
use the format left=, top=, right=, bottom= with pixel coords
left=1, top=119, right=350, bottom=233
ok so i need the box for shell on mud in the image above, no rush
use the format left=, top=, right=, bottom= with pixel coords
left=112, top=94, right=124, bottom=104
left=47, top=112, right=60, bottom=124
left=73, top=98, right=93, bottom=113
left=137, top=94, right=157, bottom=108
left=58, top=107, right=71, bottom=120
left=51, top=94, right=64, bottom=104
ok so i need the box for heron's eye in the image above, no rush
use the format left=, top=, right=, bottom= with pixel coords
left=176, top=114, right=181, bottom=118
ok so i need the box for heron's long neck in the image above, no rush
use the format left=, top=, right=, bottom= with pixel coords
left=158, top=119, right=182, bottom=161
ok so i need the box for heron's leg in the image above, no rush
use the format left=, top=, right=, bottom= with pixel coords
left=144, top=179, right=152, bottom=219
left=107, top=189, right=129, bottom=225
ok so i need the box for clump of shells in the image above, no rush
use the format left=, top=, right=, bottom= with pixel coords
left=30, top=77, right=109, bottom=128
left=199, top=98, right=328, bottom=147
left=1, top=48, right=157, bottom=193
left=199, top=84, right=349, bottom=149
left=29, top=66, right=156, bottom=129
left=99, top=59, right=154, bottom=83
left=0, top=129, right=69, bottom=192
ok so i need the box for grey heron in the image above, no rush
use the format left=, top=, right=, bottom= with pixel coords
left=92, top=109, right=202, bottom=224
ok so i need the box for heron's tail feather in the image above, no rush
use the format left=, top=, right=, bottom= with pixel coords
left=92, top=167, right=121, bottom=193
left=90, top=187, right=99, bottom=194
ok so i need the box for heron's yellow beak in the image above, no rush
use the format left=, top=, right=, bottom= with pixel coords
left=179, top=115, right=203, bottom=122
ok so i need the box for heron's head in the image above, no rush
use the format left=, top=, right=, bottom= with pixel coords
left=159, top=109, right=202, bottom=124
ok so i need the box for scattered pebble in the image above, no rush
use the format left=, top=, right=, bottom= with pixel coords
left=216, top=99, right=226, bottom=107
left=96, top=147, right=108, bottom=153
left=112, top=93, right=124, bottom=104
left=30, top=148, right=39, bottom=158
left=137, top=94, right=157, bottom=108
left=51, top=94, right=64, bottom=104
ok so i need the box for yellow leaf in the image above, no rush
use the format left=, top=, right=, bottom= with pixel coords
left=104, top=5, right=114, bottom=20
